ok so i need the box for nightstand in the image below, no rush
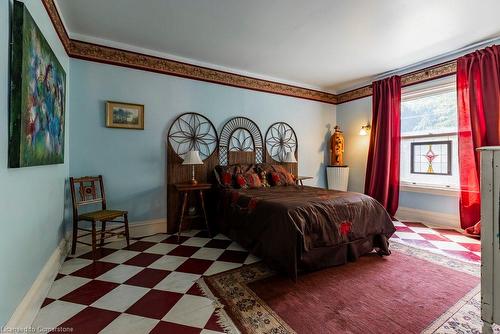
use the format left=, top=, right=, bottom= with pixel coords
left=174, top=183, right=212, bottom=242
left=296, top=176, right=313, bottom=187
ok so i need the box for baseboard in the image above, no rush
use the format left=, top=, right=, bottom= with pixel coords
left=5, top=218, right=166, bottom=329
left=69, top=218, right=167, bottom=244
left=127, top=218, right=167, bottom=237
left=395, top=206, right=460, bottom=229
left=5, top=237, right=69, bottom=330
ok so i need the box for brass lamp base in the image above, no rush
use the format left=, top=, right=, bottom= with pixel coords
left=190, top=165, right=198, bottom=185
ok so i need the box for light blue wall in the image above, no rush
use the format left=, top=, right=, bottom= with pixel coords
left=334, top=97, right=371, bottom=193
left=336, top=96, right=459, bottom=217
left=0, top=0, right=70, bottom=326
left=69, top=59, right=336, bottom=223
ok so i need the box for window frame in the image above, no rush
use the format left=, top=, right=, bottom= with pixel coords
left=400, top=78, right=459, bottom=192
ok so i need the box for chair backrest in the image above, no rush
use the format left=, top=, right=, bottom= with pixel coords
left=69, top=175, right=107, bottom=219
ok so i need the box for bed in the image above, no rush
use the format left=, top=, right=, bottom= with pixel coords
left=214, top=166, right=395, bottom=279
left=166, top=114, right=395, bottom=279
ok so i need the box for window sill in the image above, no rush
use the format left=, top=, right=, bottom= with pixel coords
left=400, top=183, right=459, bottom=197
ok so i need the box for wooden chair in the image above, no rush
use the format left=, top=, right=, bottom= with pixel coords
left=69, top=175, right=130, bottom=260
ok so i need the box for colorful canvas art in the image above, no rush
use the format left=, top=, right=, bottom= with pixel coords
left=9, top=1, right=66, bottom=168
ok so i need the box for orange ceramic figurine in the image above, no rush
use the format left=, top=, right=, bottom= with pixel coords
left=330, top=126, right=345, bottom=166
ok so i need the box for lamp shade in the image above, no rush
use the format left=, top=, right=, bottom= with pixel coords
left=182, top=150, right=203, bottom=165
left=284, top=151, right=297, bottom=163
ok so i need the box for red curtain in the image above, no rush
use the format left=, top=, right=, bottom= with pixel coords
left=365, top=76, right=401, bottom=217
left=457, top=45, right=500, bottom=232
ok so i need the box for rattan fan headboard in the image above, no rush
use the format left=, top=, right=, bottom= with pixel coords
left=166, top=112, right=219, bottom=233
left=218, top=117, right=264, bottom=166
left=264, top=121, right=298, bottom=163
left=166, top=113, right=299, bottom=233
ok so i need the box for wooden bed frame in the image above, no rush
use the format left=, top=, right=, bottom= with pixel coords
left=166, top=114, right=298, bottom=233
left=166, top=113, right=394, bottom=280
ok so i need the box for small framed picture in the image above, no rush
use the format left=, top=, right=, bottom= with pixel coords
left=105, top=101, right=144, bottom=130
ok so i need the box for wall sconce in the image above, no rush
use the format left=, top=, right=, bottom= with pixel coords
left=359, top=123, right=371, bottom=136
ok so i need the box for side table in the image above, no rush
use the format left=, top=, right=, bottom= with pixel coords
left=174, top=183, right=212, bottom=242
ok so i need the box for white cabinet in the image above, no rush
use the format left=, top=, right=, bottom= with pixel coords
left=326, top=166, right=349, bottom=191
left=479, top=147, right=500, bottom=334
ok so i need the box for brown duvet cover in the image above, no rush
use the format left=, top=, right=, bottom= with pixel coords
left=216, top=186, right=396, bottom=278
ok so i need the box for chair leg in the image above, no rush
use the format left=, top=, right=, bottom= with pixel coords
left=71, top=219, right=78, bottom=255
left=124, top=213, right=130, bottom=247
left=100, top=220, right=107, bottom=247
left=91, top=221, right=97, bottom=261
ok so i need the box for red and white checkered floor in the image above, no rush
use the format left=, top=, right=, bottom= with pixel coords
left=392, top=221, right=480, bottom=262
left=32, top=221, right=480, bottom=333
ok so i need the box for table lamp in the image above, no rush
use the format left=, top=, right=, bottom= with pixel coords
left=182, top=150, right=203, bottom=184
left=284, top=151, right=297, bottom=174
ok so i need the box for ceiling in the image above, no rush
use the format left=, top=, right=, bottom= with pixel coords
left=55, top=0, right=500, bottom=92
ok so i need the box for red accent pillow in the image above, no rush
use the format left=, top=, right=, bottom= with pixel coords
left=244, top=173, right=262, bottom=188
left=270, top=171, right=295, bottom=186
left=235, top=174, right=248, bottom=189
left=272, top=165, right=295, bottom=185
left=272, top=164, right=289, bottom=174
left=284, top=172, right=295, bottom=185
left=235, top=173, right=262, bottom=189
left=221, top=172, right=233, bottom=187
left=270, top=172, right=286, bottom=186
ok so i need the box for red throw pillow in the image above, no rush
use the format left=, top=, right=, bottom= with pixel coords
left=245, top=173, right=262, bottom=188
left=221, top=172, right=233, bottom=187
left=235, top=174, right=248, bottom=189
left=272, top=164, right=289, bottom=174
left=283, top=171, right=295, bottom=185
left=270, top=171, right=295, bottom=186
left=269, top=172, right=286, bottom=186
left=272, top=165, right=296, bottom=185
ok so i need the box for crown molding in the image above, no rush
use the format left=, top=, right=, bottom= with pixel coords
left=71, top=32, right=326, bottom=92
left=41, top=0, right=337, bottom=105
left=41, top=0, right=71, bottom=52
left=68, top=39, right=338, bottom=104
left=41, top=0, right=462, bottom=106
left=336, top=60, right=457, bottom=104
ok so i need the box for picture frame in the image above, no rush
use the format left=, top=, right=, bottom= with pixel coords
left=105, top=101, right=144, bottom=130
left=9, top=1, right=66, bottom=168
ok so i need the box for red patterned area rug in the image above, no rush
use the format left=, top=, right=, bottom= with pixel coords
left=198, top=241, right=482, bottom=334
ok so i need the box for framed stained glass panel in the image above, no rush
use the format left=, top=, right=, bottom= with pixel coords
left=410, top=141, right=452, bottom=175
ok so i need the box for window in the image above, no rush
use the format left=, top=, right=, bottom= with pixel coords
left=400, top=79, right=459, bottom=189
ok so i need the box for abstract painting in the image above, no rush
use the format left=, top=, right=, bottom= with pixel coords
left=105, top=101, right=144, bottom=130
left=9, top=1, right=66, bottom=168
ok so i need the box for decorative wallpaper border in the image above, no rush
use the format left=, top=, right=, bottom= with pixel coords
left=68, top=40, right=339, bottom=104
left=42, top=0, right=458, bottom=106
left=41, top=0, right=338, bottom=105
left=337, top=61, right=457, bottom=104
